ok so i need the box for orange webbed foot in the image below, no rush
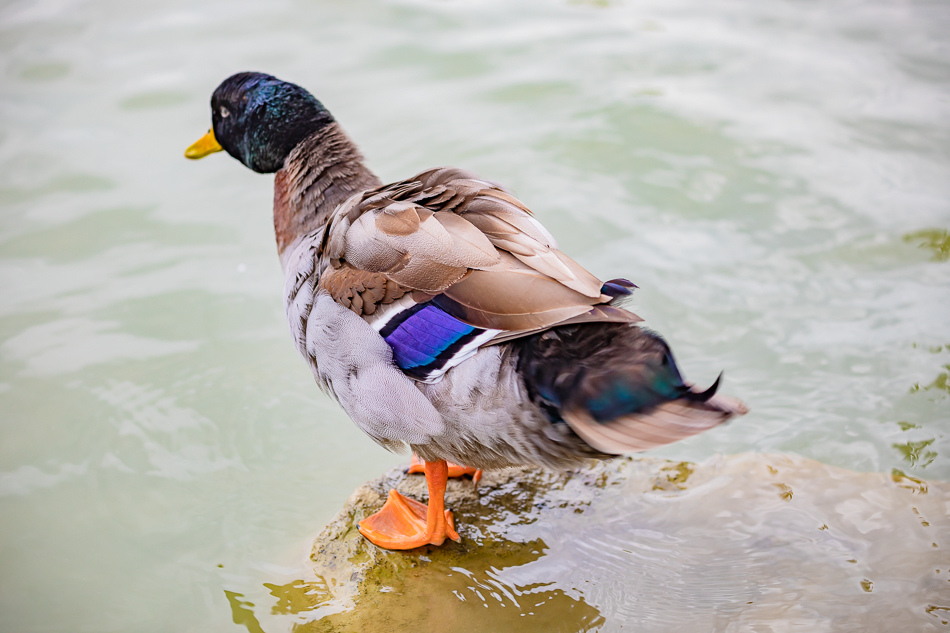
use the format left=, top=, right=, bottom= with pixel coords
left=359, top=459, right=461, bottom=550
left=358, top=489, right=459, bottom=549
left=408, top=453, right=482, bottom=486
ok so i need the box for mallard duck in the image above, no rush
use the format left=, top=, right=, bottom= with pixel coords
left=185, top=72, right=748, bottom=550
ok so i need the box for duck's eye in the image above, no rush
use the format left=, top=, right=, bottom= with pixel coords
left=220, top=106, right=230, bottom=119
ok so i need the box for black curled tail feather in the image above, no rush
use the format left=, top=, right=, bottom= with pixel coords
left=683, top=372, right=721, bottom=402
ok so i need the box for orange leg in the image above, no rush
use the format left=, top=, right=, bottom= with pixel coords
left=358, top=459, right=461, bottom=550
left=408, top=453, right=482, bottom=486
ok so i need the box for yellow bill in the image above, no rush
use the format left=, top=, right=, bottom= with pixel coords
left=184, top=129, right=223, bottom=159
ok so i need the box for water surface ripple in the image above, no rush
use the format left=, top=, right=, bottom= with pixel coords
left=0, top=0, right=948, bottom=631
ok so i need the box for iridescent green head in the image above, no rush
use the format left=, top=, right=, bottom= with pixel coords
left=186, top=72, right=334, bottom=173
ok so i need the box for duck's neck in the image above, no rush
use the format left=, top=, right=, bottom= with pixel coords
left=273, top=123, right=382, bottom=261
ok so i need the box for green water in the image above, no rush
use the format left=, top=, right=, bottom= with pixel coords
left=0, top=0, right=948, bottom=631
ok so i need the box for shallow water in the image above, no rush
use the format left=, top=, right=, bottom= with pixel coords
left=295, top=454, right=948, bottom=633
left=0, top=0, right=948, bottom=631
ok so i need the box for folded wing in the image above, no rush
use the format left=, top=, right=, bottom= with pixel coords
left=320, top=167, right=640, bottom=334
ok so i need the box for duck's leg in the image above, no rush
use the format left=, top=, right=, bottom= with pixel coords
left=358, top=459, right=461, bottom=550
left=408, top=453, right=482, bottom=486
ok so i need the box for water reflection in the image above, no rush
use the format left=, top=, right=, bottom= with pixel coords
left=894, top=356, right=948, bottom=475
left=903, top=229, right=950, bottom=262
left=225, top=590, right=266, bottom=633
left=239, top=454, right=949, bottom=632
left=258, top=538, right=603, bottom=633
left=919, top=366, right=950, bottom=395
left=893, top=438, right=937, bottom=469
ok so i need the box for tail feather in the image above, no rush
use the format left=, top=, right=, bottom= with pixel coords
left=516, top=322, right=748, bottom=455
left=683, top=372, right=721, bottom=402
left=564, top=390, right=745, bottom=454
left=704, top=393, right=750, bottom=417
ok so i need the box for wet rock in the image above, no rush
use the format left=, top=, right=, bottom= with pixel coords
left=268, top=454, right=949, bottom=632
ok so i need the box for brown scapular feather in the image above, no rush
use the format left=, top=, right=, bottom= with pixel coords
left=322, top=168, right=638, bottom=335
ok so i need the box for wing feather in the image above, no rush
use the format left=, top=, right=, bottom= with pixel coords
left=323, top=167, right=640, bottom=337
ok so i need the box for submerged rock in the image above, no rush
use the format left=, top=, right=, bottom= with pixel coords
left=267, top=454, right=948, bottom=632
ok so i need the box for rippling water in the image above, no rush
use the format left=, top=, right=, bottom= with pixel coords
left=1, top=0, right=948, bottom=631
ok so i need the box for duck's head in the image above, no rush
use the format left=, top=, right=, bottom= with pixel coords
left=185, top=72, right=334, bottom=173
